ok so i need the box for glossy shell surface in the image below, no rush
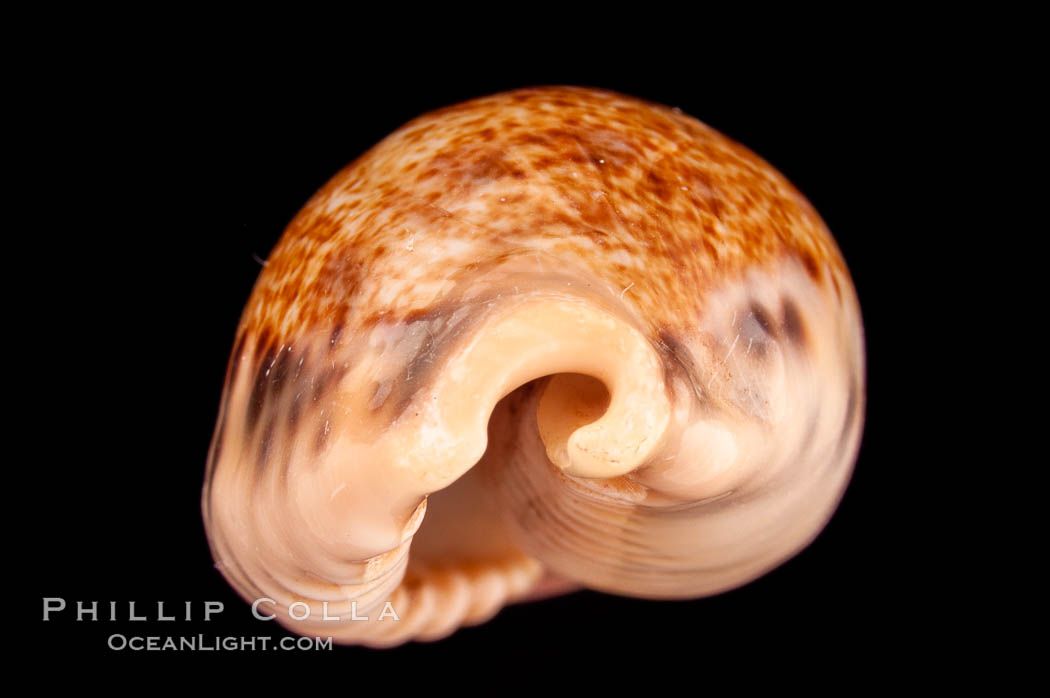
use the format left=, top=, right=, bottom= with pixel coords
left=202, top=86, right=865, bottom=646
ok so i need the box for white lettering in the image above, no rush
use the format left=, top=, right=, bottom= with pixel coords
left=157, top=602, right=175, bottom=621
left=42, top=597, right=66, bottom=621
left=204, top=601, right=224, bottom=621
left=128, top=602, right=146, bottom=621
left=252, top=598, right=276, bottom=621
left=377, top=602, right=399, bottom=621
left=77, top=601, right=98, bottom=621
left=288, top=602, right=310, bottom=621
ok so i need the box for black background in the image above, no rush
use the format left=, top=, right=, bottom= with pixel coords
left=23, top=48, right=943, bottom=671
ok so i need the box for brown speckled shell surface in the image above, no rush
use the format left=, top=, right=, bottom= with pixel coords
left=203, top=86, right=865, bottom=647
left=244, top=87, right=844, bottom=337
